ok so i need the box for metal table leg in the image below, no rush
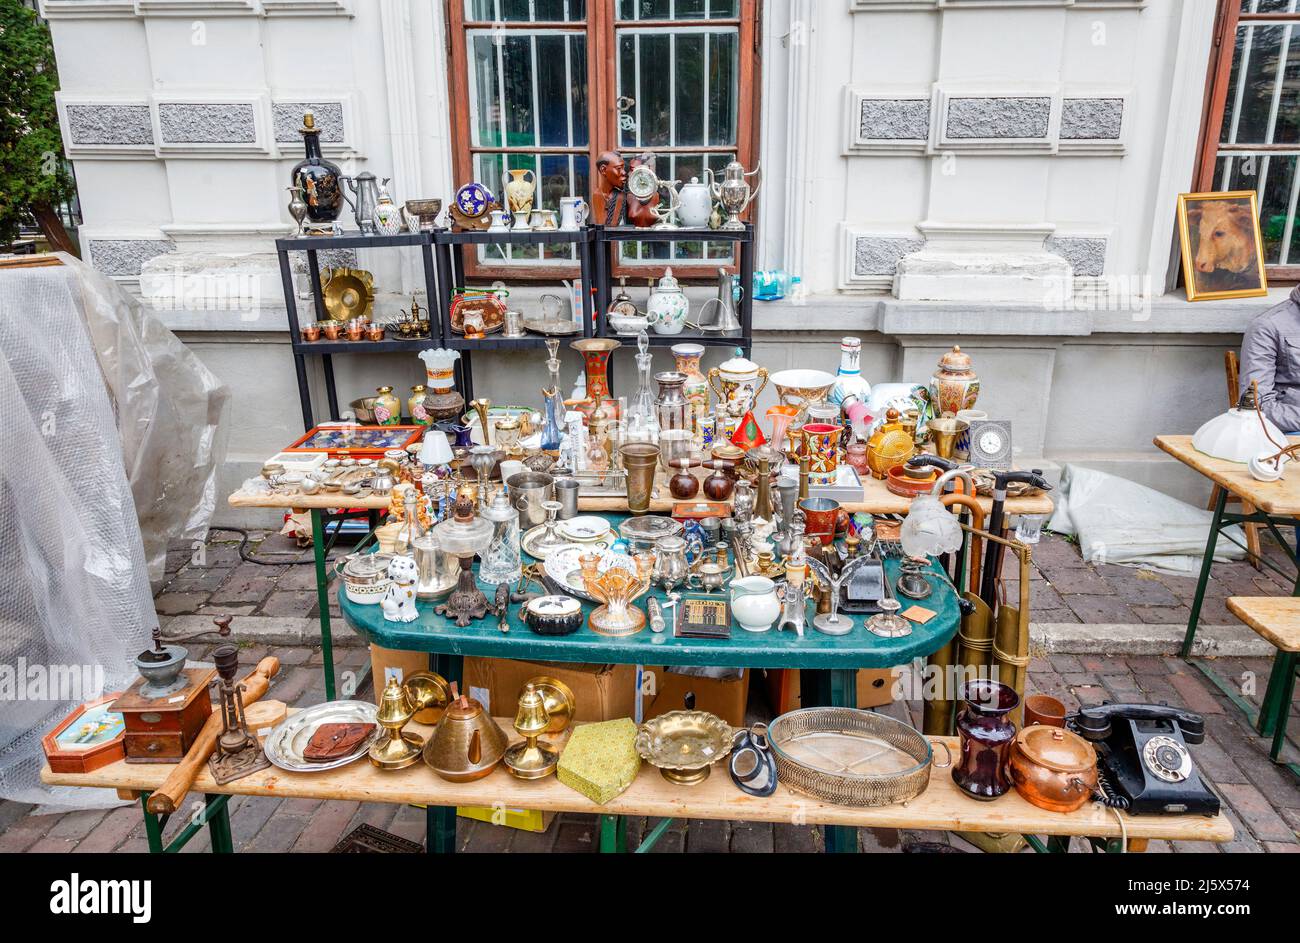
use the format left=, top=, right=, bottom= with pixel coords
left=1181, top=488, right=1227, bottom=658
left=311, top=509, right=337, bottom=701
left=138, top=792, right=233, bottom=853
left=426, top=652, right=465, bottom=853
left=807, top=668, right=859, bottom=853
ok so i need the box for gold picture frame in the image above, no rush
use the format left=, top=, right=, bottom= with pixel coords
left=1177, top=190, right=1269, bottom=302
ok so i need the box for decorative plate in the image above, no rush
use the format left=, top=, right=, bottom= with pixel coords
left=543, top=544, right=636, bottom=600
left=263, top=700, right=379, bottom=773
left=558, top=516, right=612, bottom=542
left=454, top=182, right=494, bottom=219
left=521, top=525, right=612, bottom=560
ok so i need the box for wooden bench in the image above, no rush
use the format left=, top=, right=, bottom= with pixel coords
left=42, top=717, right=1232, bottom=854
left=1227, top=596, right=1300, bottom=762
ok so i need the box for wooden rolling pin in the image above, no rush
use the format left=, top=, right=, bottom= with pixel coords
left=147, top=656, right=280, bottom=815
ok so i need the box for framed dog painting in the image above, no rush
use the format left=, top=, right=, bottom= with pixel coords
left=1178, top=190, right=1269, bottom=302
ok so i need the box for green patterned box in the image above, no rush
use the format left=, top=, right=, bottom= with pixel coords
left=557, top=718, right=641, bottom=804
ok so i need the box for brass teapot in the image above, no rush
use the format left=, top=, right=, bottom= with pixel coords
left=423, top=682, right=509, bottom=782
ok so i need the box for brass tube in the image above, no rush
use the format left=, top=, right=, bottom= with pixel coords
left=940, top=493, right=984, bottom=594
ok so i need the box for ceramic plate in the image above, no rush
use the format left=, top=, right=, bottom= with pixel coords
left=522, top=526, right=611, bottom=560
left=263, top=700, right=379, bottom=773
left=558, top=516, right=612, bottom=542
left=543, top=545, right=636, bottom=600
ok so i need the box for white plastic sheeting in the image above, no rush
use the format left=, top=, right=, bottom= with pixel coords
left=0, top=254, right=228, bottom=806
left=1047, top=464, right=1247, bottom=575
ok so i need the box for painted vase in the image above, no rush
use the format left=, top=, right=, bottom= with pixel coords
left=290, top=111, right=345, bottom=224
left=802, top=422, right=843, bottom=486
left=374, top=386, right=402, bottom=426
left=409, top=385, right=430, bottom=426
left=504, top=168, right=537, bottom=216
left=373, top=182, right=404, bottom=236
left=929, top=345, right=980, bottom=417
left=672, top=342, right=709, bottom=421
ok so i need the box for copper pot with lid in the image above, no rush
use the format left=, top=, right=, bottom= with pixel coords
left=422, top=683, right=509, bottom=782
left=1007, top=724, right=1098, bottom=813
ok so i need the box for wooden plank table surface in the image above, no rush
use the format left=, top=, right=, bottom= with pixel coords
left=226, top=467, right=1054, bottom=516
left=41, top=719, right=1231, bottom=845
left=1155, top=434, right=1300, bottom=516
left=1226, top=596, right=1300, bottom=652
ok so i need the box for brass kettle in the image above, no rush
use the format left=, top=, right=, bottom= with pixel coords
left=422, top=682, right=509, bottom=782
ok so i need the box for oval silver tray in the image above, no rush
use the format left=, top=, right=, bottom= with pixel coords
left=263, top=700, right=379, bottom=773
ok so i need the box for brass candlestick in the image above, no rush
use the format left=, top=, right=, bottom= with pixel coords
left=369, top=671, right=450, bottom=770
left=503, top=682, right=562, bottom=779
left=471, top=397, right=493, bottom=446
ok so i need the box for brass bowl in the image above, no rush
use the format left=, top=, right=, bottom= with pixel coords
left=349, top=396, right=379, bottom=424
left=634, top=710, right=734, bottom=785
left=320, top=267, right=374, bottom=322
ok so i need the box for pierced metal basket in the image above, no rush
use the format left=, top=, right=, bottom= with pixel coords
left=768, top=708, right=937, bottom=807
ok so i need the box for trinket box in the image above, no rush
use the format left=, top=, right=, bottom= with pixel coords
left=42, top=694, right=126, bottom=774
left=557, top=718, right=640, bottom=803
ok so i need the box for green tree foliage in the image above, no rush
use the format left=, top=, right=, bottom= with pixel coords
left=0, top=0, right=77, bottom=252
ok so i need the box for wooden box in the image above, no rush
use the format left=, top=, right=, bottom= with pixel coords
left=110, top=667, right=215, bottom=763
left=42, top=694, right=126, bottom=774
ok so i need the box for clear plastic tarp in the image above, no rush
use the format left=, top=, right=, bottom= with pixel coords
left=1047, top=464, right=1246, bottom=575
left=0, top=254, right=228, bottom=806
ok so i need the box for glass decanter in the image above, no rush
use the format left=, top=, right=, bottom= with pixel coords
left=624, top=331, right=659, bottom=443
left=540, top=338, right=564, bottom=452
left=479, top=490, right=522, bottom=586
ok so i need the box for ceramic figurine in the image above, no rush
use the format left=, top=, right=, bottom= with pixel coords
left=291, top=112, right=345, bottom=225
left=381, top=556, right=420, bottom=623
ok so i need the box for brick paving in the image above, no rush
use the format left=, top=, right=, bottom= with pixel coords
left=2, top=530, right=1296, bottom=853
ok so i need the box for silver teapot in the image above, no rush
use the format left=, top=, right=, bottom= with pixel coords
left=343, top=172, right=387, bottom=234
left=706, top=160, right=761, bottom=231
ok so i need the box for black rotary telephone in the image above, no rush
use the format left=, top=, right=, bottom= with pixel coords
left=1070, top=703, right=1221, bottom=816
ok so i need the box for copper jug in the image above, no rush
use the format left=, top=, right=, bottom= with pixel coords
left=422, top=683, right=509, bottom=782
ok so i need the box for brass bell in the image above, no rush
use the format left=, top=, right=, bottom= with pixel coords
left=503, top=683, right=560, bottom=780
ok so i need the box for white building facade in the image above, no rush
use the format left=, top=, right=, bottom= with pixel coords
left=42, top=0, right=1284, bottom=522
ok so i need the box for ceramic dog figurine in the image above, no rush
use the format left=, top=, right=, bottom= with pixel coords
left=381, top=555, right=420, bottom=623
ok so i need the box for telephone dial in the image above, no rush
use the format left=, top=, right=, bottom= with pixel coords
left=1070, top=703, right=1221, bottom=816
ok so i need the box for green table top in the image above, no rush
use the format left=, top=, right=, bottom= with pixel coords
left=340, top=542, right=959, bottom=671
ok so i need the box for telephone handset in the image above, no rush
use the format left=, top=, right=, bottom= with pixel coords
left=1071, top=703, right=1221, bottom=817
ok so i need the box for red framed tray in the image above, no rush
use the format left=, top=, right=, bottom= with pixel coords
left=283, top=424, right=424, bottom=458
left=42, top=693, right=126, bottom=775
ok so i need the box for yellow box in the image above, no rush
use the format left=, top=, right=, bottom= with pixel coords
left=455, top=806, right=555, bottom=833
left=557, top=718, right=640, bottom=804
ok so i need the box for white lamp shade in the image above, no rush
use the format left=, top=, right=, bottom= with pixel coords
left=900, top=494, right=964, bottom=558
left=419, top=430, right=454, bottom=466
left=1192, top=408, right=1287, bottom=464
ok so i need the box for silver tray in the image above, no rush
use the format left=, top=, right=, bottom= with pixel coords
left=767, top=708, right=938, bottom=807
left=523, top=318, right=583, bottom=336
left=263, top=700, right=379, bottom=773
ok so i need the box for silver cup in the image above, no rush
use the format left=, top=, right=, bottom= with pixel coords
left=507, top=471, right=555, bottom=528
left=555, top=477, right=580, bottom=520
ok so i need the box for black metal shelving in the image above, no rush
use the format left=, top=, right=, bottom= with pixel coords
left=432, top=227, right=597, bottom=402
left=275, top=231, right=440, bottom=430
left=592, top=223, right=755, bottom=355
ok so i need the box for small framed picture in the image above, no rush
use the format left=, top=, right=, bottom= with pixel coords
left=1177, top=190, right=1269, bottom=302
left=42, top=694, right=126, bottom=774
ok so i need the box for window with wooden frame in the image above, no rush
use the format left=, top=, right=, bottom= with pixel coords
left=1198, top=0, right=1300, bottom=279
left=446, top=0, right=759, bottom=280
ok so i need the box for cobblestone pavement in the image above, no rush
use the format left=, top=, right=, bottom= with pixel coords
left=3, top=529, right=1296, bottom=853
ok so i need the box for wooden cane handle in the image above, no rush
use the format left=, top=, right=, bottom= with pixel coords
left=146, top=657, right=280, bottom=815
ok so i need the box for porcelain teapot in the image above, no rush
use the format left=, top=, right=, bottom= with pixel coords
left=646, top=268, right=690, bottom=335
left=678, top=177, right=714, bottom=228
